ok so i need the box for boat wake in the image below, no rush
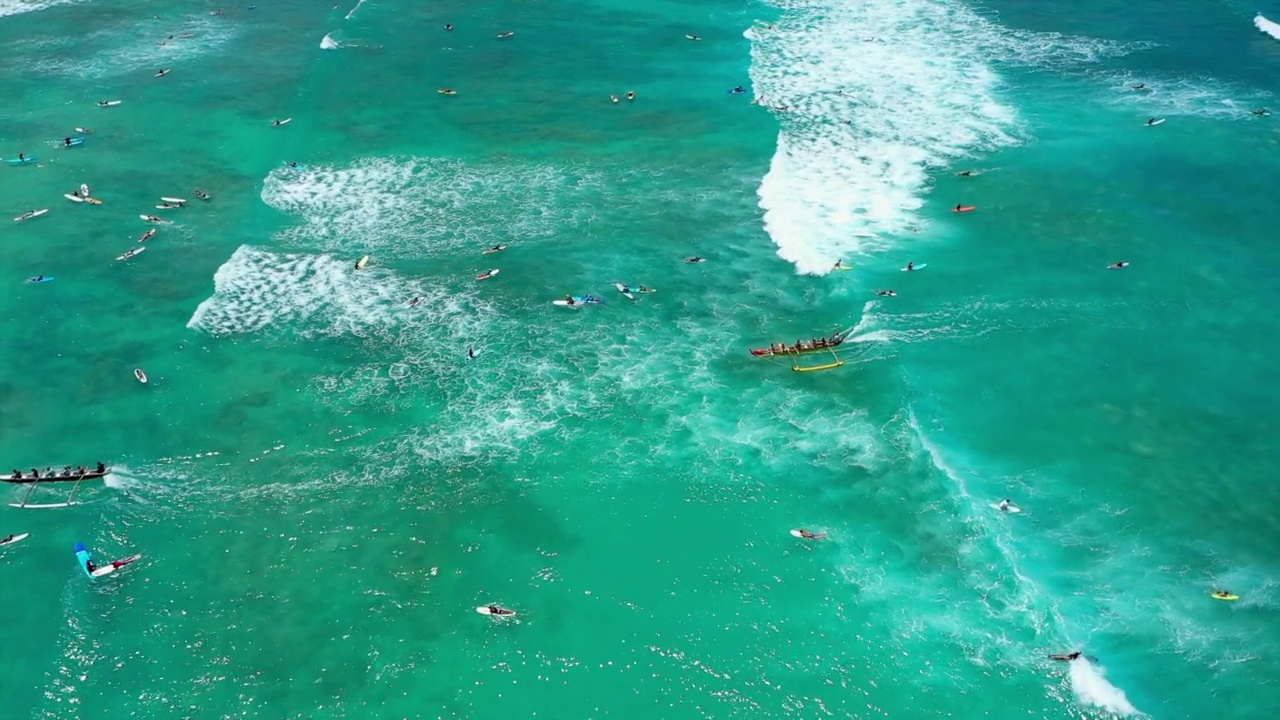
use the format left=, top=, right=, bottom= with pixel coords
left=344, top=0, right=367, bottom=21
left=1069, top=658, right=1140, bottom=715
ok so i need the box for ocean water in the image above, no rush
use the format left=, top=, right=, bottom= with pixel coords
left=3, top=0, right=1280, bottom=718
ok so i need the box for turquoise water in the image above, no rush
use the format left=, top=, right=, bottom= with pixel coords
left=4, top=0, right=1280, bottom=717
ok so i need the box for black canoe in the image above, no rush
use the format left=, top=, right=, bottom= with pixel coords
left=2, top=468, right=108, bottom=484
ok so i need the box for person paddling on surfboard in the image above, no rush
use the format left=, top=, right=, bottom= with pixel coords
left=468, top=348, right=477, bottom=359
left=997, top=499, right=1011, bottom=511
left=905, top=261, right=915, bottom=271
left=1145, top=117, right=1162, bottom=126
left=1107, top=261, right=1129, bottom=269
left=874, top=289, right=896, bottom=297
left=797, top=529, right=826, bottom=539
left=486, top=604, right=514, bottom=615
left=1212, top=590, right=1236, bottom=600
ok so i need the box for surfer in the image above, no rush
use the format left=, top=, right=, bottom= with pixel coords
left=905, top=261, right=915, bottom=271
left=486, top=604, right=514, bottom=615
left=468, top=348, right=477, bottom=359
left=686, top=34, right=701, bottom=41
left=833, top=260, right=852, bottom=270
left=485, top=244, right=506, bottom=253
left=1130, top=83, right=1146, bottom=90
left=497, top=31, right=514, bottom=38
left=444, top=23, right=453, bottom=30
left=407, top=297, right=421, bottom=307
left=684, top=256, right=705, bottom=263
left=63, top=137, right=74, bottom=146
left=638, top=285, right=656, bottom=293
left=194, top=189, right=211, bottom=199
left=1145, top=117, right=1163, bottom=126
left=0, top=534, right=17, bottom=544
left=1107, top=261, right=1129, bottom=269
left=17, top=152, right=25, bottom=161
left=610, top=94, right=619, bottom=103
left=273, top=118, right=288, bottom=126
left=144, top=215, right=163, bottom=222
left=796, top=529, right=826, bottom=539
left=139, top=229, right=156, bottom=242
left=874, top=289, right=896, bottom=297
left=1049, top=651, right=1082, bottom=662
left=997, top=499, right=1011, bottom=511
left=728, top=85, right=744, bottom=94
left=33, top=275, right=44, bottom=283
left=956, top=170, right=975, bottom=177
left=1252, top=108, right=1271, bottom=116
left=96, top=462, right=105, bottom=473
left=85, top=557, right=98, bottom=573
left=626, top=90, right=636, bottom=100
left=1212, top=590, right=1236, bottom=600
left=155, top=68, right=171, bottom=77
left=564, top=295, right=576, bottom=306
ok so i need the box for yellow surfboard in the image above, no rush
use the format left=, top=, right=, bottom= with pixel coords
left=1211, top=590, right=1239, bottom=601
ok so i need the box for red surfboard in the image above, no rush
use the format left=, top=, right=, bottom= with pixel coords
left=953, top=205, right=977, bottom=213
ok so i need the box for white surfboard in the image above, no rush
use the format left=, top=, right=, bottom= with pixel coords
left=0, top=533, right=29, bottom=547
left=901, top=263, right=927, bottom=272
left=14, top=208, right=49, bottom=222
left=155, top=68, right=171, bottom=77
left=615, top=283, right=635, bottom=300
left=273, top=117, right=293, bottom=126
left=476, top=605, right=516, bottom=617
left=91, top=553, right=142, bottom=577
left=1145, top=118, right=1165, bottom=126
left=65, top=193, right=85, bottom=203
left=98, top=100, right=122, bottom=107
left=790, top=529, right=826, bottom=539
left=477, top=268, right=499, bottom=280
left=355, top=255, right=369, bottom=270
left=139, top=215, right=169, bottom=223
left=551, top=300, right=581, bottom=308
left=990, top=503, right=1022, bottom=513
left=75, top=127, right=92, bottom=134
left=134, top=368, right=148, bottom=383
left=160, top=197, right=186, bottom=204
left=116, top=246, right=147, bottom=261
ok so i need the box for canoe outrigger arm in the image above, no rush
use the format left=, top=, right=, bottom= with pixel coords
left=788, top=346, right=844, bottom=372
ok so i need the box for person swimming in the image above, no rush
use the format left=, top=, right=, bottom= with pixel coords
left=874, top=289, right=896, bottom=297
left=468, top=348, right=477, bottom=359
left=1049, top=651, right=1082, bottom=662
left=956, top=170, right=975, bottom=177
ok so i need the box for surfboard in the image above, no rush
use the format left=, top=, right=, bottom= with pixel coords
left=194, top=190, right=211, bottom=200
left=437, top=89, right=457, bottom=95
left=6, top=157, right=38, bottom=165
left=901, top=263, right=927, bottom=272
left=497, top=31, right=515, bottom=38
left=91, top=553, right=142, bottom=577
left=1212, top=591, right=1239, bottom=601
left=155, top=68, right=171, bottom=77
left=477, top=269, right=499, bottom=280
left=75, top=127, right=92, bottom=134
left=58, top=137, right=85, bottom=148
left=990, top=502, right=1022, bottom=513
left=615, top=283, right=636, bottom=300
left=160, top=197, right=186, bottom=204
left=14, top=208, right=48, bottom=222
left=1146, top=118, right=1165, bottom=126
left=26, top=276, right=54, bottom=284
left=953, top=205, right=977, bottom=212
left=1107, top=262, right=1129, bottom=269
left=0, top=533, right=29, bottom=547
left=116, top=246, right=147, bottom=261
left=85, top=197, right=102, bottom=205
left=134, top=368, right=148, bottom=384
left=273, top=117, right=293, bottom=126
left=482, top=245, right=507, bottom=254
left=155, top=204, right=183, bottom=210
left=790, top=529, right=825, bottom=539
left=638, top=286, right=657, bottom=294
left=65, top=193, right=85, bottom=203
left=476, top=605, right=516, bottom=616
left=552, top=299, right=580, bottom=307
left=140, top=215, right=168, bottom=223
left=355, top=255, right=369, bottom=270
left=98, top=100, right=122, bottom=107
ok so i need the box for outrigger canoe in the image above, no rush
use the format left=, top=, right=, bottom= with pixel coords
left=750, top=333, right=845, bottom=357
left=2, top=467, right=108, bottom=483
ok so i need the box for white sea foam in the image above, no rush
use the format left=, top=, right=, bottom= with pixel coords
left=186, top=246, right=417, bottom=338
left=1104, top=74, right=1272, bottom=120
left=320, top=32, right=340, bottom=50
left=261, top=158, right=606, bottom=257
left=1256, top=14, right=1280, bottom=42
left=747, top=0, right=1140, bottom=275
left=0, top=0, right=75, bottom=19
left=345, top=0, right=367, bottom=21
left=1069, top=658, right=1140, bottom=715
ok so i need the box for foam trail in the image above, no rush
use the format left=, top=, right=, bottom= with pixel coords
left=1256, top=14, right=1280, bottom=42
left=0, top=0, right=75, bottom=19
left=345, top=0, right=366, bottom=20
left=1068, top=658, right=1140, bottom=715
left=320, top=33, right=340, bottom=50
